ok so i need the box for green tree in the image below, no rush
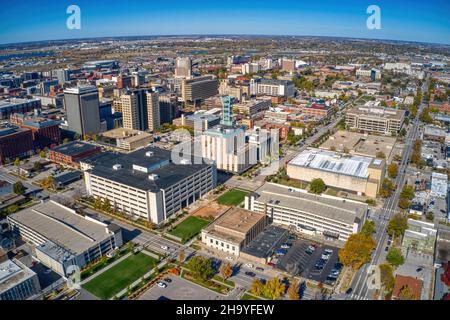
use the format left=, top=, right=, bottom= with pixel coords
left=63, top=138, right=70, bottom=144
left=309, top=178, right=327, bottom=195
left=262, top=278, right=286, bottom=300
left=6, top=204, right=19, bottom=215
left=361, top=220, right=376, bottom=237
left=186, top=256, right=215, bottom=282
left=387, top=213, right=408, bottom=238
left=419, top=108, right=433, bottom=124
left=386, top=247, right=405, bottom=267
left=379, top=178, right=395, bottom=198
left=400, top=185, right=415, bottom=201
left=102, top=198, right=111, bottom=212
left=387, top=163, right=398, bottom=179
left=13, top=182, right=26, bottom=195
left=13, top=158, right=20, bottom=166
left=39, top=150, right=46, bottom=158
left=33, top=161, right=43, bottom=171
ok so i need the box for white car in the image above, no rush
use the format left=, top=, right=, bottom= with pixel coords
left=245, top=263, right=254, bottom=268
left=157, top=282, right=167, bottom=288
left=225, top=256, right=234, bottom=261
left=161, top=245, right=169, bottom=251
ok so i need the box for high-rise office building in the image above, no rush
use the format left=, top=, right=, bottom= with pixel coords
left=64, top=85, right=102, bottom=136
left=182, top=76, right=219, bottom=107
left=54, top=69, right=70, bottom=85
left=159, top=94, right=178, bottom=125
left=175, top=57, right=192, bottom=78
left=146, top=91, right=160, bottom=132
left=121, top=89, right=160, bottom=132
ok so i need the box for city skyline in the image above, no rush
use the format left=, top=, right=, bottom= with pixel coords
left=0, top=0, right=449, bottom=45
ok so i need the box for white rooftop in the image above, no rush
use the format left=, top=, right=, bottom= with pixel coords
left=288, top=148, right=374, bottom=179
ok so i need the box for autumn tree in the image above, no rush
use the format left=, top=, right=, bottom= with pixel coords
left=250, top=279, right=264, bottom=297
left=387, top=163, right=398, bottom=179
left=387, top=213, right=408, bottom=238
left=376, top=151, right=386, bottom=159
left=262, top=278, right=286, bottom=300
left=287, top=280, right=300, bottom=300
left=397, top=286, right=416, bottom=300
left=178, top=249, right=185, bottom=263
left=219, top=263, right=233, bottom=280
left=379, top=263, right=395, bottom=292
left=339, top=233, right=376, bottom=270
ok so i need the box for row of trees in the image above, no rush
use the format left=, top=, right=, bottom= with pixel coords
left=410, top=139, right=424, bottom=167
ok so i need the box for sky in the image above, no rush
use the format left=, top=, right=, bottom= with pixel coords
left=0, top=0, right=449, bottom=45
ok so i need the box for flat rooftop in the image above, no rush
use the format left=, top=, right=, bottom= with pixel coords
left=288, top=148, right=381, bottom=179
left=50, top=141, right=99, bottom=156
left=100, top=128, right=152, bottom=142
left=8, top=201, right=117, bottom=256
left=209, top=207, right=266, bottom=235
left=0, top=259, right=36, bottom=294
left=241, top=225, right=288, bottom=258
left=253, top=183, right=368, bottom=225
left=320, top=130, right=396, bottom=158
left=347, top=106, right=405, bottom=120
left=85, top=147, right=211, bottom=191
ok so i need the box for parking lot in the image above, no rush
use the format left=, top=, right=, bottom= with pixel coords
left=275, top=236, right=341, bottom=285
left=139, top=275, right=224, bottom=300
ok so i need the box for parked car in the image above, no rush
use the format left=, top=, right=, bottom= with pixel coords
left=281, top=243, right=291, bottom=249
left=164, top=278, right=172, bottom=283
left=245, top=263, right=254, bottom=268
left=323, top=249, right=333, bottom=255
left=255, top=267, right=264, bottom=272
left=346, top=288, right=353, bottom=295
left=157, top=282, right=167, bottom=288
left=226, top=256, right=234, bottom=261
left=245, top=271, right=256, bottom=277
left=276, top=249, right=287, bottom=256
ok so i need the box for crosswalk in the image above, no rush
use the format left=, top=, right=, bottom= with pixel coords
left=349, top=293, right=370, bottom=300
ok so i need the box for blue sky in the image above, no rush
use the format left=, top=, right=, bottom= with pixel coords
left=0, top=0, right=449, bottom=45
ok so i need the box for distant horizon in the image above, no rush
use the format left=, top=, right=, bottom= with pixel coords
left=1, top=33, right=449, bottom=48
left=0, top=0, right=449, bottom=46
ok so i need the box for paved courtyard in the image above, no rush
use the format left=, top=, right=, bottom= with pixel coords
left=139, top=275, right=225, bottom=300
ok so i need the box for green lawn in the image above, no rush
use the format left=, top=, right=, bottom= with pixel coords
left=169, top=216, right=210, bottom=242
left=82, top=252, right=157, bottom=299
left=217, top=189, right=249, bottom=206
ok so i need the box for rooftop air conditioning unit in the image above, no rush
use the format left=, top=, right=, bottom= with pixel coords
left=145, top=151, right=154, bottom=157
left=180, top=158, right=190, bottom=165
left=112, top=164, right=122, bottom=170
left=148, top=174, right=159, bottom=181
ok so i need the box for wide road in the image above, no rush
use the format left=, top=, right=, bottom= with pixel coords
left=347, top=80, right=428, bottom=300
